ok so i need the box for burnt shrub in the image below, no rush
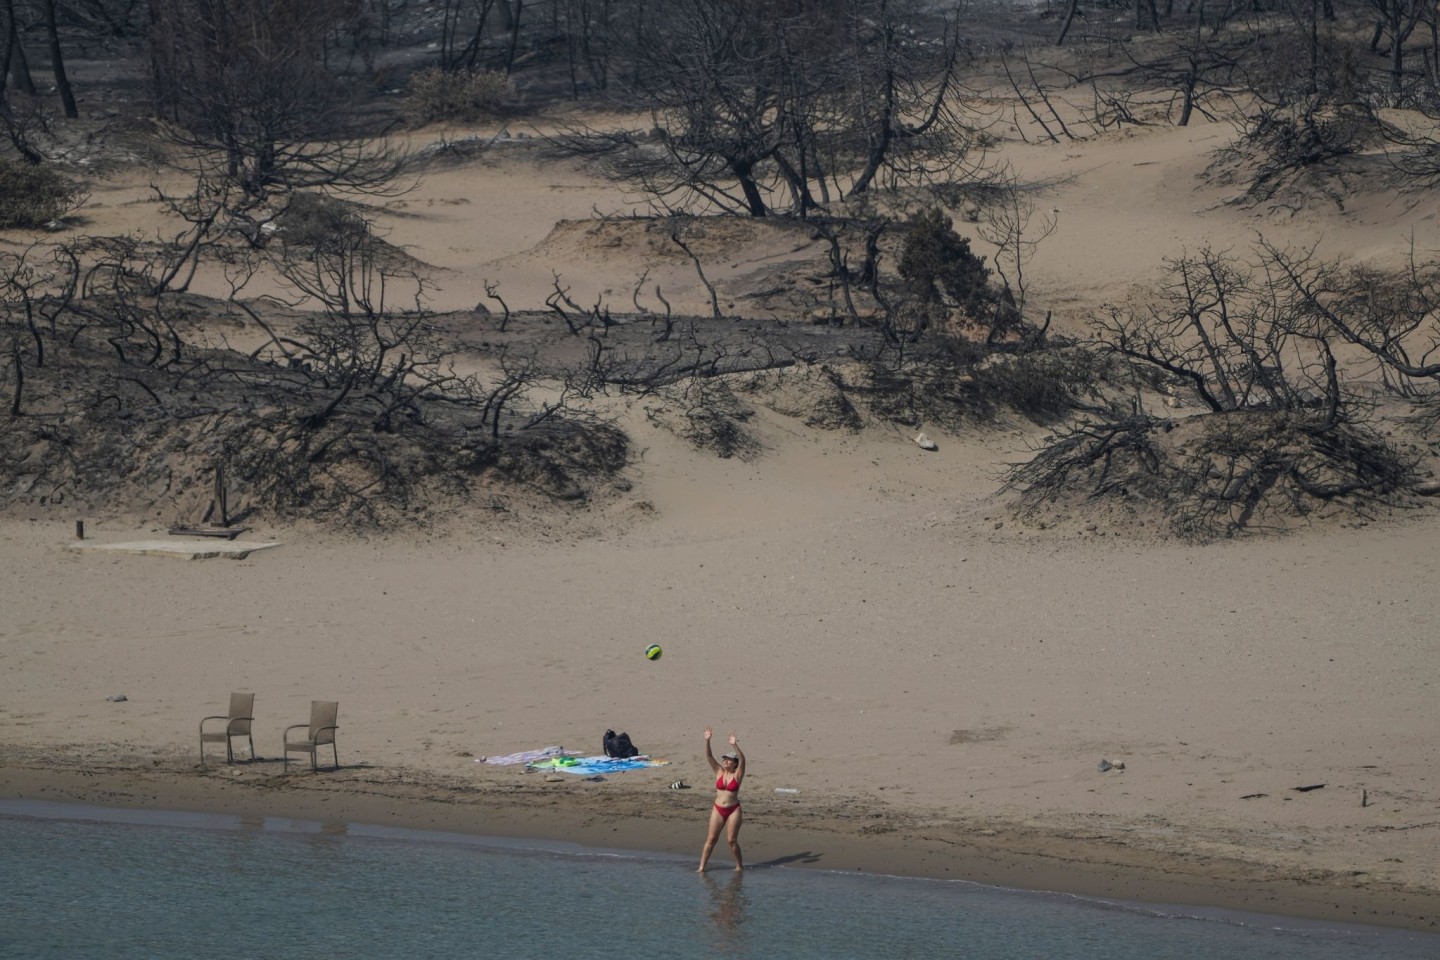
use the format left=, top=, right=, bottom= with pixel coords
left=0, top=159, right=83, bottom=228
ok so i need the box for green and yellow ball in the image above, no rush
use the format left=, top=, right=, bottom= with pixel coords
left=644, top=643, right=662, bottom=661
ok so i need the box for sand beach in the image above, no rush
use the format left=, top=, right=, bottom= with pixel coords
left=3, top=18, right=1440, bottom=932
left=3, top=252, right=1439, bottom=925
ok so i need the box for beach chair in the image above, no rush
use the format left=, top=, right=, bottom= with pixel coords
left=199, top=692, right=256, bottom=765
left=283, top=700, right=340, bottom=772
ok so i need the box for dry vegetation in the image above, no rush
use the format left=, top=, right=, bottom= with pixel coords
left=2, top=0, right=1438, bottom=537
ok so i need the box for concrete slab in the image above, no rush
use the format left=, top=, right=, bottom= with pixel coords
left=66, top=539, right=281, bottom=560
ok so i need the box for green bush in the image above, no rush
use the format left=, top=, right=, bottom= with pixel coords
left=274, top=192, right=371, bottom=251
left=0, top=158, right=82, bottom=228
left=898, top=208, right=993, bottom=320
left=406, top=67, right=511, bottom=124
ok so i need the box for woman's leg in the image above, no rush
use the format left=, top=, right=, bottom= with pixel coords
left=698, top=806, right=725, bottom=872
left=725, top=807, right=744, bottom=871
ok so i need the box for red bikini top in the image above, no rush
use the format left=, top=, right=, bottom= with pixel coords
left=716, top=774, right=740, bottom=792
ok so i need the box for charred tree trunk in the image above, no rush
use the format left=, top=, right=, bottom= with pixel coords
left=1390, top=1, right=1405, bottom=92
left=4, top=0, right=36, bottom=97
left=1056, top=0, right=1080, bottom=46
left=0, top=0, right=10, bottom=95
left=440, top=0, right=462, bottom=70
left=504, top=0, right=524, bottom=75
left=8, top=341, right=22, bottom=416
left=1178, top=74, right=1196, bottom=125
left=731, top=159, right=768, bottom=217
left=41, top=0, right=76, bottom=117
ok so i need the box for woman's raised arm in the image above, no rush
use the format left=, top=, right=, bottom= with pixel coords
left=703, top=726, right=719, bottom=772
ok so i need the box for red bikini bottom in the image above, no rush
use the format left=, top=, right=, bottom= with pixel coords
left=714, top=803, right=740, bottom=820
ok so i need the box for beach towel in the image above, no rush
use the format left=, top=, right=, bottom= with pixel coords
left=526, top=755, right=668, bottom=775
left=480, top=746, right=568, bottom=765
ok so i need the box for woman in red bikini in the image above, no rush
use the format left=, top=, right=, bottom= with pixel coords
left=698, top=727, right=745, bottom=872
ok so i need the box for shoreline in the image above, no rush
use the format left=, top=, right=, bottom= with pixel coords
left=3, top=749, right=1437, bottom=935
left=4, top=797, right=1434, bottom=949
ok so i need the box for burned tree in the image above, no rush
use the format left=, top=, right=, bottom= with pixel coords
left=1006, top=246, right=1419, bottom=537
left=1374, top=0, right=1440, bottom=186
left=554, top=0, right=982, bottom=217
left=1, top=205, right=624, bottom=525
left=147, top=0, right=406, bottom=212
left=38, top=0, right=76, bottom=117
left=1260, top=238, right=1440, bottom=399
left=437, top=0, right=502, bottom=74
left=1, top=0, right=36, bottom=97
left=1092, top=248, right=1330, bottom=414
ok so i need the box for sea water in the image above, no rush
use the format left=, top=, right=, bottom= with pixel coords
left=1, top=803, right=1435, bottom=960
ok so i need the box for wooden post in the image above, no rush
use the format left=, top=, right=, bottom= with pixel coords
left=214, top=461, right=229, bottom=528
left=75, top=519, right=84, bottom=540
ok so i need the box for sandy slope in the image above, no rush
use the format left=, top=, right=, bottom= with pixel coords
left=3, top=116, right=1440, bottom=928
left=364, top=116, right=1440, bottom=323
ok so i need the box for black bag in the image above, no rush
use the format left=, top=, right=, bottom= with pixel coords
left=603, top=729, right=640, bottom=759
